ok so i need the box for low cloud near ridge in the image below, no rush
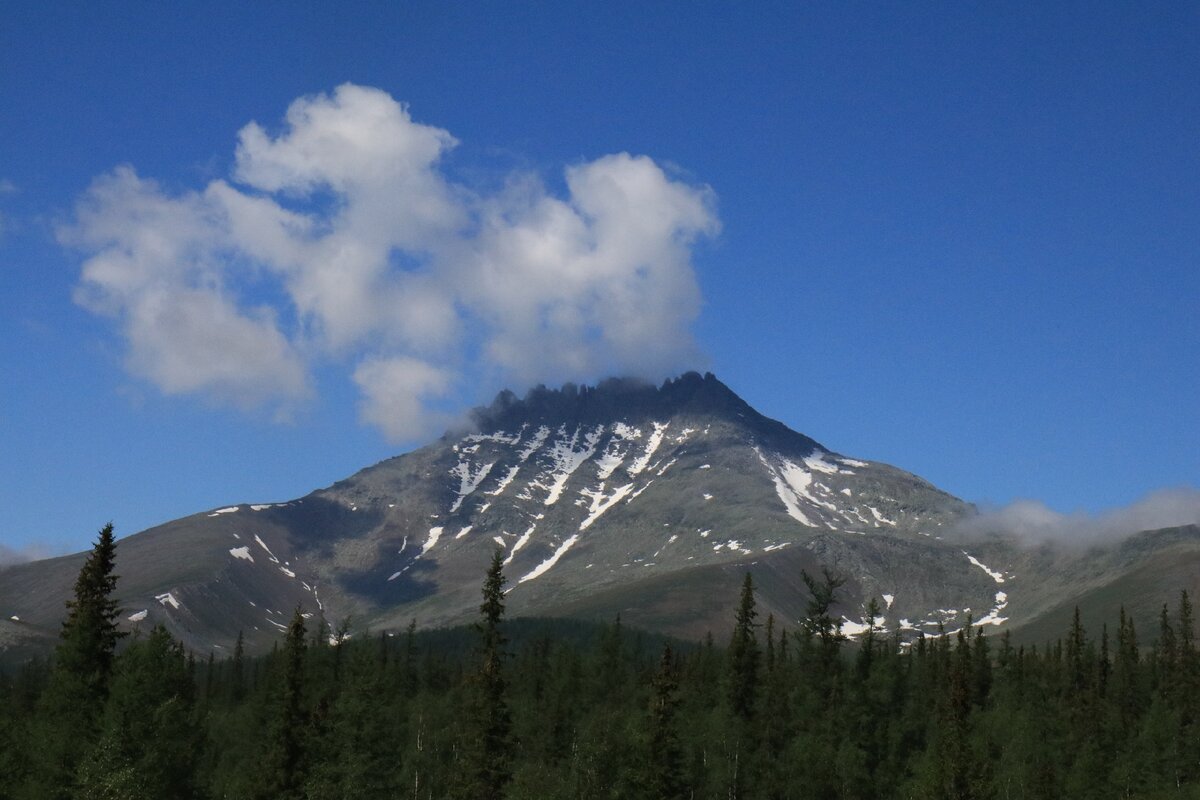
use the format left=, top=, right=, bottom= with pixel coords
left=0, top=542, right=52, bottom=568
left=955, top=487, right=1200, bottom=547
left=64, top=84, right=718, bottom=440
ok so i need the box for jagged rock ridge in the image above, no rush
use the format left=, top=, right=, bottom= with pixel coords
left=2, top=372, right=1195, bottom=660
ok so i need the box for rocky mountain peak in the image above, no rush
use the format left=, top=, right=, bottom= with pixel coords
left=12, top=373, right=1189, bottom=666
left=468, top=371, right=823, bottom=456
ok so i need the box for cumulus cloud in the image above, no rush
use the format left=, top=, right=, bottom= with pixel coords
left=463, top=154, right=715, bottom=383
left=353, top=356, right=455, bottom=442
left=64, top=84, right=717, bottom=440
left=955, top=487, right=1200, bottom=547
left=66, top=168, right=310, bottom=410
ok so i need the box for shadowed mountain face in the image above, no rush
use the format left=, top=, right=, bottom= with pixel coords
left=2, top=372, right=1196, bottom=661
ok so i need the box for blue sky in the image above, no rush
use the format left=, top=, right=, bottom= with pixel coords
left=1, top=3, right=1197, bottom=557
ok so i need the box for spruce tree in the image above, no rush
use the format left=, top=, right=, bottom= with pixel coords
left=55, top=522, right=125, bottom=702
left=230, top=629, right=245, bottom=703
left=1179, top=590, right=1195, bottom=656
left=257, top=607, right=309, bottom=800
left=1066, top=606, right=1087, bottom=695
left=645, top=645, right=686, bottom=800
left=27, top=523, right=126, bottom=799
left=461, top=549, right=513, bottom=800
left=764, top=613, right=776, bottom=676
left=399, top=618, right=418, bottom=696
left=1157, top=602, right=1177, bottom=696
left=727, top=573, right=760, bottom=722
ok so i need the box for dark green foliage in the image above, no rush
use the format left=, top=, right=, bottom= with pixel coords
left=644, top=645, right=686, bottom=800
left=458, top=549, right=513, bottom=800
left=24, top=523, right=126, bottom=800
left=7, top=550, right=1200, bottom=799
left=57, top=523, right=125, bottom=696
left=727, top=572, right=760, bottom=722
left=256, top=608, right=309, bottom=800
left=801, top=566, right=848, bottom=659
left=77, top=625, right=198, bottom=800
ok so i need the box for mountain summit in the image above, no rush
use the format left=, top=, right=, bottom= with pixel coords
left=2, top=373, right=1196, bottom=660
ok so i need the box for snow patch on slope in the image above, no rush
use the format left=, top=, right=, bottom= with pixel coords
left=757, top=450, right=818, bottom=526
left=518, top=534, right=580, bottom=584
left=517, top=426, right=551, bottom=461
left=976, top=591, right=1010, bottom=627
left=464, top=429, right=523, bottom=445
left=579, top=483, right=636, bottom=530
left=531, top=425, right=605, bottom=506
left=504, top=524, right=536, bottom=566
left=487, top=465, right=521, bottom=497
left=804, top=451, right=852, bottom=475
left=868, top=506, right=896, bottom=526
left=627, top=422, right=668, bottom=476
left=450, top=459, right=495, bottom=513
left=594, top=422, right=642, bottom=480
left=254, top=535, right=279, bottom=563
left=964, top=552, right=1006, bottom=584
left=420, top=526, right=444, bottom=556
left=841, top=613, right=886, bottom=637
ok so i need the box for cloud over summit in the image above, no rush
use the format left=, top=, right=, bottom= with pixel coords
left=65, top=85, right=718, bottom=439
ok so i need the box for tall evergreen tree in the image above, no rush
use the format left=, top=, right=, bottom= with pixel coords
left=256, top=608, right=309, bottom=800
left=1179, top=590, right=1195, bottom=655
left=1157, top=603, right=1178, bottom=696
left=460, top=549, right=513, bottom=800
left=1066, top=606, right=1087, bottom=694
left=644, top=645, right=686, bottom=800
left=230, top=629, right=246, bottom=702
left=26, top=523, right=126, bottom=800
left=54, top=523, right=125, bottom=702
left=727, top=573, right=760, bottom=722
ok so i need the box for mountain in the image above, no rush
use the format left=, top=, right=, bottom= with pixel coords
left=2, top=372, right=1196, bottom=662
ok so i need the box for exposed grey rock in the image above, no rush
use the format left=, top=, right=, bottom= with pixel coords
left=2, top=372, right=1194, bottom=662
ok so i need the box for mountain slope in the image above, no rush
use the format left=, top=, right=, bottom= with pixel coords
left=1, top=372, right=1192, bottom=660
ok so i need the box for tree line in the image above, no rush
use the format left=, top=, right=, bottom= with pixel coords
left=1, top=525, right=1198, bottom=799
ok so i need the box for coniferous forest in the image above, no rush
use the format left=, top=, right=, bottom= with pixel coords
left=2, top=528, right=1199, bottom=799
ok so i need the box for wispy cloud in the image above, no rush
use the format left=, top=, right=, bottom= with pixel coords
left=63, top=84, right=718, bottom=439
left=0, top=178, right=16, bottom=239
left=955, top=487, right=1200, bottom=546
left=0, top=541, right=52, bottom=568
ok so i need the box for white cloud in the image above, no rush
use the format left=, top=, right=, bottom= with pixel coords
left=353, top=356, right=454, bottom=442
left=0, top=541, right=51, bottom=568
left=66, top=167, right=310, bottom=412
left=64, top=84, right=718, bottom=441
left=122, top=287, right=308, bottom=409
left=462, top=154, right=716, bottom=384
left=957, top=487, right=1200, bottom=546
